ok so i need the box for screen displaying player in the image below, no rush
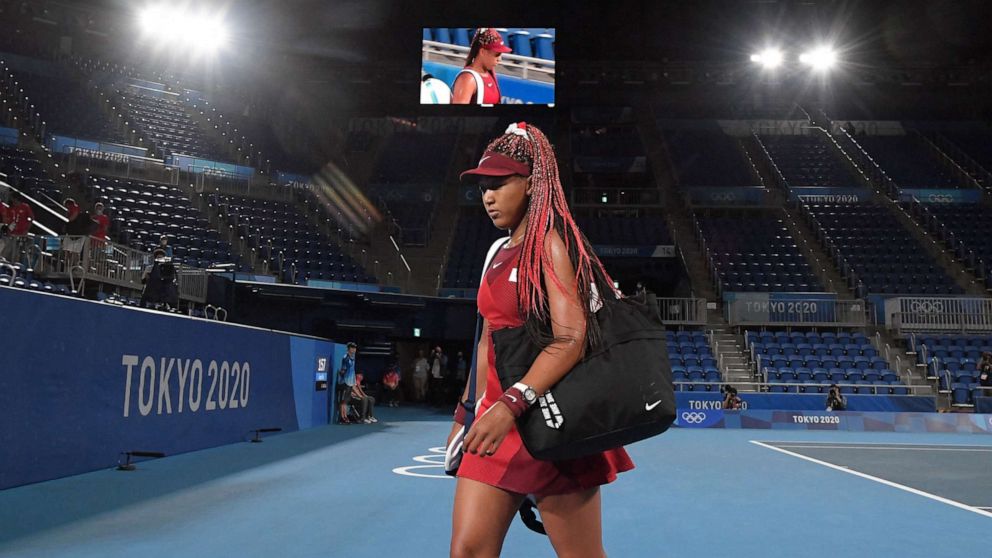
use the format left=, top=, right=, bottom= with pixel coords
left=421, top=27, right=555, bottom=106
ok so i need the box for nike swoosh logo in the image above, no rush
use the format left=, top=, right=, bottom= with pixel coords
left=479, top=155, right=491, bottom=164
left=492, top=261, right=502, bottom=268
left=506, top=394, right=517, bottom=403
left=645, top=400, right=663, bottom=411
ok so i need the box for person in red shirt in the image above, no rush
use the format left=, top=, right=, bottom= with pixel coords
left=452, top=28, right=511, bottom=105
left=383, top=365, right=401, bottom=407
left=91, top=202, right=110, bottom=241
left=8, top=192, right=34, bottom=236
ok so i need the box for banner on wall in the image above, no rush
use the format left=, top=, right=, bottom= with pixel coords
left=685, top=187, right=768, bottom=206
left=275, top=171, right=314, bottom=188
left=674, top=409, right=991, bottom=434
left=592, top=245, right=676, bottom=258
left=789, top=187, right=872, bottom=203
left=0, top=288, right=335, bottom=489
left=676, top=392, right=935, bottom=413
left=49, top=135, right=150, bottom=162
left=168, top=154, right=254, bottom=178
left=898, top=189, right=981, bottom=204
left=723, top=292, right=840, bottom=323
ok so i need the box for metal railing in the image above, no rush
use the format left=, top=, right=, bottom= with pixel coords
left=6, top=235, right=208, bottom=303
left=888, top=297, right=992, bottom=334
left=657, top=297, right=707, bottom=325
left=421, top=40, right=555, bottom=83
left=673, top=380, right=930, bottom=396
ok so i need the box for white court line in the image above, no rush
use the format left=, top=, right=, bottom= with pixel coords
left=772, top=444, right=992, bottom=452
left=756, top=440, right=992, bottom=449
left=750, top=440, right=992, bottom=520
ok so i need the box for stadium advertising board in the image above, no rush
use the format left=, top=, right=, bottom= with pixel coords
left=0, top=288, right=338, bottom=489
left=675, top=409, right=990, bottom=434
left=724, top=292, right=841, bottom=325
left=168, top=154, right=254, bottom=178
left=677, top=392, right=934, bottom=414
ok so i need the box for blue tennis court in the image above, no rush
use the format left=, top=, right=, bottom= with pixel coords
left=1, top=407, right=989, bottom=558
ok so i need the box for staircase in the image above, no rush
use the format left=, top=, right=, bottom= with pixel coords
left=709, top=325, right=756, bottom=389
left=779, top=206, right=856, bottom=298
left=634, top=106, right=718, bottom=302
left=870, top=327, right=941, bottom=407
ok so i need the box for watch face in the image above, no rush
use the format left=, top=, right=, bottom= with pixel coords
left=523, top=388, right=537, bottom=403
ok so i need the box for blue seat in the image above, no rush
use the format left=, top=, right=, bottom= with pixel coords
left=451, top=28, right=471, bottom=47
left=533, top=33, right=555, bottom=60
left=431, top=27, right=452, bottom=44
left=509, top=30, right=533, bottom=57
left=951, top=383, right=972, bottom=406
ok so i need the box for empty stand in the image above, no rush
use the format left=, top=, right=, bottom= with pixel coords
left=695, top=211, right=823, bottom=293
left=213, top=194, right=373, bottom=284
left=804, top=203, right=961, bottom=296
left=857, top=135, right=963, bottom=189
left=664, top=129, right=756, bottom=187
left=758, top=133, right=859, bottom=188
left=89, top=176, right=238, bottom=269
left=747, top=328, right=905, bottom=394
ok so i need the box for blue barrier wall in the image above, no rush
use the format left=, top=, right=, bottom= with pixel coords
left=0, top=288, right=337, bottom=489
left=422, top=61, right=554, bottom=105
left=674, top=409, right=992, bottom=434
left=677, top=392, right=935, bottom=412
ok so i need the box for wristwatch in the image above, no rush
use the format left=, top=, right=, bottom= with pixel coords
left=512, top=382, right=538, bottom=405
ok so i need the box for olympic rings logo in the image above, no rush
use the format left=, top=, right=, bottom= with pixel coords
left=680, top=411, right=707, bottom=424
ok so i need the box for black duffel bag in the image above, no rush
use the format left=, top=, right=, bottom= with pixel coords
left=492, top=292, right=675, bottom=461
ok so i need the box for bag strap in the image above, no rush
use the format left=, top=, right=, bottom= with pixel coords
left=460, top=237, right=511, bottom=425
left=457, top=69, right=486, bottom=104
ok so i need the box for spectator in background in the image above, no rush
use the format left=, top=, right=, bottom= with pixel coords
left=91, top=202, right=110, bottom=241
left=140, top=248, right=178, bottom=309
left=158, top=235, right=173, bottom=257
left=63, top=199, right=94, bottom=236
left=337, top=342, right=359, bottom=424
left=978, top=353, right=992, bottom=395
left=428, top=346, right=447, bottom=405
left=454, top=350, right=467, bottom=383
left=8, top=192, right=33, bottom=236
left=722, top=386, right=742, bottom=410
left=826, top=384, right=847, bottom=411
left=352, top=372, right=378, bottom=423
left=412, top=350, right=429, bottom=402
left=383, top=365, right=401, bottom=407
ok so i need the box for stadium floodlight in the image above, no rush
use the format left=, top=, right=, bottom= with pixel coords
left=137, top=5, right=229, bottom=55
left=750, top=48, right=783, bottom=69
left=799, top=47, right=837, bottom=71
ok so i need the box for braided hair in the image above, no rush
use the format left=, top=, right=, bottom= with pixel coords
left=487, top=122, right=621, bottom=351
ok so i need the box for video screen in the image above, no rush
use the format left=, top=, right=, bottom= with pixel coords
left=421, top=27, right=555, bottom=106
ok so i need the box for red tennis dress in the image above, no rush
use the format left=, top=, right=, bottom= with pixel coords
left=457, top=242, right=634, bottom=496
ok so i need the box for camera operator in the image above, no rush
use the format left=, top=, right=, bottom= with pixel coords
left=140, top=248, right=179, bottom=310
left=979, top=352, right=992, bottom=395
left=722, top=385, right=742, bottom=410
left=826, top=384, right=847, bottom=411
